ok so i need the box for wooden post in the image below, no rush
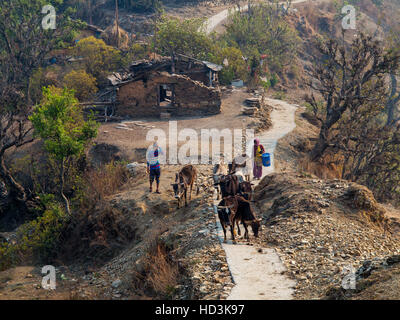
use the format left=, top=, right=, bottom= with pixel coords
left=171, top=52, right=176, bottom=73
left=153, top=14, right=157, bottom=61
left=115, top=0, right=119, bottom=48
left=88, top=0, right=92, bottom=25
left=242, top=119, right=246, bottom=155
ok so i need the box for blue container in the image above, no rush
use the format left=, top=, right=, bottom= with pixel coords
left=262, top=153, right=271, bottom=167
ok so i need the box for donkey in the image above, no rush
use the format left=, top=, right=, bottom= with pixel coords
left=224, top=195, right=262, bottom=241
left=172, top=164, right=198, bottom=208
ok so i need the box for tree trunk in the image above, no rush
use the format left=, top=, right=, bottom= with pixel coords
left=115, top=0, right=119, bottom=48
left=60, top=160, right=71, bottom=216
left=171, top=51, right=176, bottom=74
left=310, top=125, right=329, bottom=161
left=386, top=74, right=397, bottom=126
left=88, top=0, right=92, bottom=25
left=0, top=154, right=27, bottom=202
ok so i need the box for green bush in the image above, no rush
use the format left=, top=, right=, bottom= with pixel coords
left=224, top=4, right=299, bottom=74
left=210, top=46, right=248, bottom=85
left=269, top=73, right=279, bottom=88
left=0, top=195, right=68, bottom=271
left=16, top=196, right=68, bottom=263
left=29, top=67, right=61, bottom=104
left=73, top=36, right=122, bottom=83
left=125, top=42, right=151, bottom=63
left=155, top=16, right=214, bottom=60
left=118, top=0, right=161, bottom=12
left=0, top=242, right=17, bottom=271
left=63, top=69, right=98, bottom=101
left=261, top=80, right=270, bottom=92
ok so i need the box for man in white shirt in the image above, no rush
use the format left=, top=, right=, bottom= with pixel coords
left=146, top=142, right=164, bottom=193
left=231, top=153, right=250, bottom=182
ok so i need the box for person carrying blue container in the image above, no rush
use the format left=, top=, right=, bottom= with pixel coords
left=253, top=138, right=265, bottom=180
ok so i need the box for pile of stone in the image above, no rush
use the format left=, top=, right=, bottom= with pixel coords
left=245, top=97, right=262, bottom=108
left=242, top=97, right=262, bottom=116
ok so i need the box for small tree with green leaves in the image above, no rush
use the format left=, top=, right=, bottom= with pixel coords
left=73, top=36, right=122, bottom=83
left=224, top=3, right=299, bottom=73
left=155, top=15, right=215, bottom=61
left=63, top=69, right=98, bottom=101
left=29, top=87, right=99, bottom=215
left=210, top=46, right=247, bottom=85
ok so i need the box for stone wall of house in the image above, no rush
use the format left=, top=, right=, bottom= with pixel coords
left=173, top=76, right=221, bottom=116
left=116, top=72, right=221, bottom=118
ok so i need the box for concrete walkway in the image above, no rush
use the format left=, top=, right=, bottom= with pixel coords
left=212, top=98, right=298, bottom=300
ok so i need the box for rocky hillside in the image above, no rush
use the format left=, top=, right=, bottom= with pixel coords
left=82, top=164, right=237, bottom=300
left=326, top=254, right=400, bottom=300
left=242, top=102, right=400, bottom=300
left=252, top=172, right=400, bottom=299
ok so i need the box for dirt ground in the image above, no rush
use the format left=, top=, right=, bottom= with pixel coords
left=0, top=266, right=102, bottom=300
left=95, top=88, right=256, bottom=162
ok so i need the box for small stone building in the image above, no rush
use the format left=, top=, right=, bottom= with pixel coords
left=113, top=56, right=223, bottom=118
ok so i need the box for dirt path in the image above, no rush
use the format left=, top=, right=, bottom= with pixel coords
left=205, top=0, right=314, bottom=34
left=257, top=98, right=298, bottom=179
left=213, top=98, right=298, bottom=300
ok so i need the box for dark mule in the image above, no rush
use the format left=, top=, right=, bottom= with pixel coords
left=219, top=174, right=240, bottom=199
left=172, top=165, right=198, bottom=208
left=216, top=199, right=235, bottom=243
left=239, top=181, right=254, bottom=200
left=224, top=195, right=261, bottom=241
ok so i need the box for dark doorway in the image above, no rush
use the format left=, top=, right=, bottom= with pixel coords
left=159, top=84, right=175, bottom=107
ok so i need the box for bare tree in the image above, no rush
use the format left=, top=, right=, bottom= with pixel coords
left=383, top=28, right=400, bottom=127
left=0, top=0, right=74, bottom=204
left=0, top=101, right=34, bottom=202
left=386, top=74, right=400, bottom=126
left=306, top=33, right=400, bottom=160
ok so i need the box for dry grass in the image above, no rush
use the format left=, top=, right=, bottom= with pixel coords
left=326, top=262, right=400, bottom=300
left=131, top=228, right=181, bottom=299
left=84, top=162, right=130, bottom=201
left=298, top=155, right=342, bottom=180
left=345, top=184, right=390, bottom=232
left=146, top=242, right=180, bottom=297
left=58, top=163, right=135, bottom=264
left=101, top=21, right=130, bottom=49
left=59, top=202, right=136, bottom=264
left=297, top=1, right=337, bottom=37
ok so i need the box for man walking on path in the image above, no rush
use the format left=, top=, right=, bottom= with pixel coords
left=232, top=153, right=251, bottom=182
left=146, top=141, right=164, bottom=194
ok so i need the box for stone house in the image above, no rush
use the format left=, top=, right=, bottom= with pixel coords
left=112, top=56, right=223, bottom=118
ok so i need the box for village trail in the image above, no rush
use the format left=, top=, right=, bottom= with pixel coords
left=213, top=99, right=298, bottom=300
left=205, top=0, right=312, bottom=34
left=205, top=0, right=308, bottom=299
